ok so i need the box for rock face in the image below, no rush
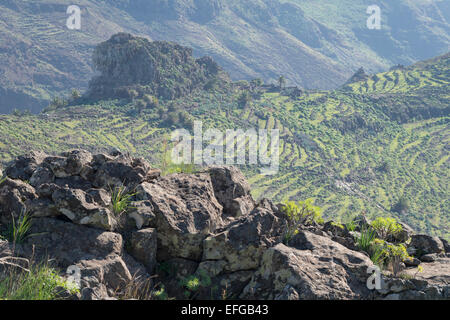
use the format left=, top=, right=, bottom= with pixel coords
left=0, top=150, right=449, bottom=300
left=241, top=231, right=373, bottom=300
left=88, top=33, right=229, bottom=101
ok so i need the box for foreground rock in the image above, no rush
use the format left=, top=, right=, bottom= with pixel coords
left=241, top=231, right=373, bottom=299
left=1, top=150, right=449, bottom=300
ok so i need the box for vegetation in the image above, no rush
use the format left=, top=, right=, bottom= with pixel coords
left=0, top=261, right=79, bottom=300
left=370, top=217, right=403, bottom=241
left=282, top=199, right=324, bottom=244
left=2, top=211, right=35, bottom=245
left=0, top=44, right=448, bottom=241
left=110, top=186, right=135, bottom=216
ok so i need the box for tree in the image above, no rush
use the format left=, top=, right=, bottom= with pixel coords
left=237, top=91, right=252, bottom=107
left=71, top=89, right=81, bottom=100
left=278, top=75, right=286, bottom=89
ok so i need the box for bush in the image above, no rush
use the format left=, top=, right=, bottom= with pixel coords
left=370, top=217, right=403, bottom=240
left=282, top=199, right=323, bottom=244
left=384, top=243, right=411, bottom=276
left=110, top=186, right=135, bottom=216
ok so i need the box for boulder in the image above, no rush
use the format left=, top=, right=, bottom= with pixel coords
left=4, top=151, right=47, bottom=180
left=241, top=232, right=374, bottom=299
left=93, top=153, right=160, bottom=189
left=408, top=234, right=445, bottom=256
left=52, top=188, right=116, bottom=230
left=127, top=200, right=156, bottom=229
left=128, top=228, right=158, bottom=273
left=44, top=150, right=93, bottom=178
left=202, top=199, right=286, bottom=272
left=0, top=178, right=37, bottom=223
left=29, top=166, right=54, bottom=187
left=207, top=166, right=255, bottom=218
left=136, top=173, right=223, bottom=261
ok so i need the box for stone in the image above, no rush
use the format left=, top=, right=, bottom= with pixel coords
left=136, top=173, right=223, bottom=261
left=241, top=237, right=373, bottom=300
left=207, top=166, right=255, bottom=217
left=203, top=199, right=286, bottom=272
left=409, top=234, right=445, bottom=255
left=93, top=153, right=160, bottom=189
left=129, top=228, right=158, bottom=273
left=4, top=151, right=47, bottom=180
left=52, top=188, right=116, bottom=230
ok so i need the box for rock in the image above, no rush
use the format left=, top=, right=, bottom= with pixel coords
left=392, top=222, right=414, bottom=243
left=404, top=257, right=421, bottom=267
left=127, top=201, right=156, bottom=229
left=241, top=236, right=373, bottom=299
left=23, top=218, right=124, bottom=267
left=44, top=150, right=93, bottom=178
left=0, top=178, right=37, bottom=223
left=323, top=221, right=349, bottom=238
left=409, top=234, right=445, bottom=255
left=29, top=166, right=54, bottom=187
left=203, top=199, right=286, bottom=272
left=52, top=188, right=116, bottom=230
left=207, top=166, right=255, bottom=217
left=136, top=173, right=223, bottom=261
left=352, top=214, right=371, bottom=232
left=93, top=153, right=160, bottom=189
left=129, top=228, right=158, bottom=273
left=440, top=238, right=450, bottom=253
left=4, top=151, right=47, bottom=180
left=77, top=256, right=132, bottom=298
left=420, top=253, right=438, bottom=263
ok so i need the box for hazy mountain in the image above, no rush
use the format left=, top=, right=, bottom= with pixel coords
left=0, top=0, right=449, bottom=113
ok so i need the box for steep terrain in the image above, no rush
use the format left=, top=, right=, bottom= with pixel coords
left=1, top=0, right=449, bottom=112
left=0, top=35, right=448, bottom=239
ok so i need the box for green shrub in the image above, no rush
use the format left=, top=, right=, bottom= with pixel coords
left=384, top=243, right=411, bottom=276
left=282, top=199, right=323, bottom=244
left=180, top=270, right=211, bottom=299
left=370, top=217, right=403, bottom=240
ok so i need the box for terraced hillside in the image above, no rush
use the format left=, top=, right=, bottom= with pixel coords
left=0, top=53, right=449, bottom=240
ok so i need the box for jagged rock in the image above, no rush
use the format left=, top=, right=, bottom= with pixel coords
left=440, top=238, right=450, bottom=253
left=202, top=199, right=286, bottom=272
left=392, top=222, right=414, bottom=243
left=93, top=153, right=160, bottom=189
left=76, top=256, right=132, bottom=299
left=52, top=188, right=116, bottom=230
left=352, top=214, right=371, bottom=232
left=207, top=166, right=255, bottom=218
left=44, top=150, right=93, bottom=178
left=323, top=221, right=349, bottom=238
left=29, top=166, right=54, bottom=187
left=420, top=253, right=439, bottom=263
left=136, top=173, right=223, bottom=261
left=241, top=232, right=374, bottom=299
left=129, top=228, right=158, bottom=273
left=0, top=178, right=38, bottom=223
left=4, top=151, right=47, bottom=180
left=405, top=257, right=421, bottom=267
left=408, top=234, right=445, bottom=256
left=127, top=201, right=156, bottom=229
left=22, top=218, right=123, bottom=265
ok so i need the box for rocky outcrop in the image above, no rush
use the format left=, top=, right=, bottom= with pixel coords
left=241, top=231, right=373, bottom=300
left=0, top=150, right=449, bottom=300
left=88, top=33, right=229, bottom=101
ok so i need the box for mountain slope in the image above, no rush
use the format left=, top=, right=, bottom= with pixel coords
left=0, top=42, right=448, bottom=240
left=1, top=0, right=449, bottom=113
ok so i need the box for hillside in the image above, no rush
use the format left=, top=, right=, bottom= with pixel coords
left=0, top=36, right=448, bottom=240
left=1, top=0, right=449, bottom=113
